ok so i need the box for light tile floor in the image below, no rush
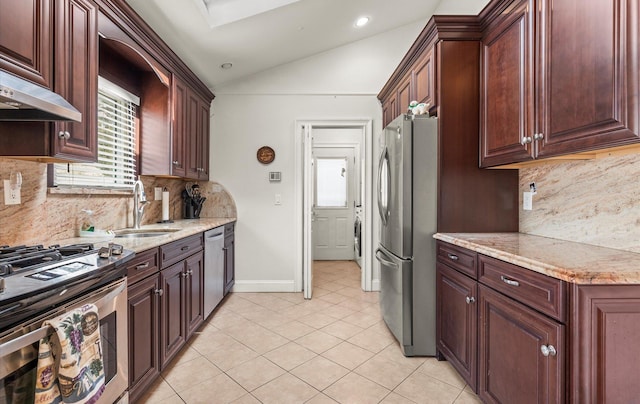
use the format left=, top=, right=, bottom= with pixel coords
left=138, top=261, right=482, bottom=404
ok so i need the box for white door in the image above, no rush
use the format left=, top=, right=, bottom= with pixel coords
left=312, top=147, right=356, bottom=260
left=303, top=126, right=314, bottom=299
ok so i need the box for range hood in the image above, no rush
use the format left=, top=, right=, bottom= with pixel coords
left=0, top=71, right=81, bottom=122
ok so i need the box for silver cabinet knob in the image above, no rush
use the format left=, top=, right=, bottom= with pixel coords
left=521, top=136, right=533, bottom=145
left=154, top=288, right=164, bottom=296
left=540, top=344, right=557, bottom=357
left=58, top=131, right=71, bottom=140
left=172, top=160, right=180, bottom=165
left=465, top=296, right=475, bottom=304
left=533, top=133, right=544, bottom=140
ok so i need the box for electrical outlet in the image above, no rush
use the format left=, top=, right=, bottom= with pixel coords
left=4, top=180, right=20, bottom=205
left=154, top=187, right=163, bottom=200
left=523, top=191, right=533, bottom=211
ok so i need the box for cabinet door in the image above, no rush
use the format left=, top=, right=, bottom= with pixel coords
left=185, top=89, right=200, bottom=179
left=159, top=262, right=186, bottom=369
left=436, top=263, right=478, bottom=391
left=536, top=0, right=640, bottom=157
left=171, top=76, right=187, bottom=177
left=197, top=95, right=210, bottom=180
left=185, top=252, right=204, bottom=338
left=52, top=0, right=98, bottom=162
left=478, top=285, right=564, bottom=404
left=127, top=275, right=161, bottom=403
left=0, top=0, right=52, bottom=87
left=396, top=73, right=412, bottom=118
left=480, top=0, right=535, bottom=167
left=413, top=46, right=436, bottom=110
left=224, top=231, right=235, bottom=295
left=571, top=284, right=640, bottom=403
left=382, top=95, right=397, bottom=128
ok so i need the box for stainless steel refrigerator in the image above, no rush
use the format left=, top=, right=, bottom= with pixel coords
left=376, top=114, right=438, bottom=356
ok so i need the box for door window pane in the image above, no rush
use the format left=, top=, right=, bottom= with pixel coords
left=316, top=158, right=347, bottom=207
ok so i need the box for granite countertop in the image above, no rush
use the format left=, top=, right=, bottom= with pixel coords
left=57, top=218, right=236, bottom=253
left=433, top=232, right=640, bottom=285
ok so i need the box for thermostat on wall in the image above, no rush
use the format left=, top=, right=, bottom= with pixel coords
left=269, top=172, right=281, bottom=182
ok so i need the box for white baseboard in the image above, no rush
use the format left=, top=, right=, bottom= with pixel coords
left=372, top=279, right=380, bottom=291
left=231, top=280, right=298, bottom=293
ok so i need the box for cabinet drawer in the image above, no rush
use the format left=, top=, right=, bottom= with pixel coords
left=478, top=255, right=566, bottom=322
left=437, top=241, right=478, bottom=278
left=160, top=234, right=203, bottom=268
left=127, top=248, right=159, bottom=284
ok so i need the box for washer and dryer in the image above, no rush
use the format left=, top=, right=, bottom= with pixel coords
left=354, top=206, right=363, bottom=267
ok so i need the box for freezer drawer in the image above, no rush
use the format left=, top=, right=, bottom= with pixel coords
left=377, top=246, right=412, bottom=349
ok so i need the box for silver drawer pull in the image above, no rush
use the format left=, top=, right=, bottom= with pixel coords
left=465, top=296, right=475, bottom=304
left=501, top=276, right=520, bottom=287
left=135, top=262, right=150, bottom=270
left=181, top=246, right=190, bottom=251
left=540, top=344, right=557, bottom=357
left=447, top=253, right=459, bottom=261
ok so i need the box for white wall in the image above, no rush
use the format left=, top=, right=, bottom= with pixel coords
left=433, top=0, right=491, bottom=15
left=212, top=95, right=381, bottom=291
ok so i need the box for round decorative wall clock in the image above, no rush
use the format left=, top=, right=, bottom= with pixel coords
left=257, top=146, right=275, bottom=164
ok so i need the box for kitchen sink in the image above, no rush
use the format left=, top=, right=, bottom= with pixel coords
left=114, top=228, right=180, bottom=238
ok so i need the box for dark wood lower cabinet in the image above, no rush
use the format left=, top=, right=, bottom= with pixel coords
left=436, top=262, right=477, bottom=391
left=127, top=273, right=160, bottom=403
left=159, top=260, right=186, bottom=369
left=185, top=252, right=204, bottom=338
left=478, top=285, right=564, bottom=404
left=571, top=284, right=640, bottom=403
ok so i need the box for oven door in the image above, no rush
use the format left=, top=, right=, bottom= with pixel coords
left=0, top=278, right=128, bottom=404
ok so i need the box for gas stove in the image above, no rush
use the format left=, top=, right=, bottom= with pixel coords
left=0, top=242, right=134, bottom=332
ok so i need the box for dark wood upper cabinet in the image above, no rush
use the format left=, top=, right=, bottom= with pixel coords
left=53, top=0, right=98, bottom=161
left=0, top=0, right=98, bottom=162
left=481, top=0, right=640, bottom=167
left=171, top=76, right=188, bottom=178
left=413, top=46, right=436, bottom=112
left=480, top=0, right=534, bottom=167
left=0, top=0, right=52, bottom=88
left=537, top=0, right=639, bottom=157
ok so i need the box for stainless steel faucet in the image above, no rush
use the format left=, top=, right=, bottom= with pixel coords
left=133, top=177, right=149, bottom=229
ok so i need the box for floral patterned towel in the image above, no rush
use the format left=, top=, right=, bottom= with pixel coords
left=35, top=304, right=105, bottom=404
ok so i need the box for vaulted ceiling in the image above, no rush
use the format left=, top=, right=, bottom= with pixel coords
left=125, top=0, right=446, bottom=90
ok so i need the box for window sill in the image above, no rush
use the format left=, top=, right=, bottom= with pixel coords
left=48, top=186, right=132, bottom=196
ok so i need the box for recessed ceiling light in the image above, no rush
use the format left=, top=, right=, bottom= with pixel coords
left=355, top=16, right=369, bottom=27
left=220, top=63, right=233, bottom=70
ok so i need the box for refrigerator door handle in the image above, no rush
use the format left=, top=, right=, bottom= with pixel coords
left=377, top=147, right=390, bottom=225
left=375, top=248, right=399, bottom=268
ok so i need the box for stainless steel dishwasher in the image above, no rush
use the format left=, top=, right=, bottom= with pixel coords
left=204, top=227, right=225, bottom=319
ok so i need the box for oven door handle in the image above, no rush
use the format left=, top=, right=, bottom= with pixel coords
left=0, top=279, right=126, bottom=356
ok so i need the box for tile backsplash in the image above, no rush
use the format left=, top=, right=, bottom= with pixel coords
left=0, top=158, right=236, bottom=245
left=519, top=152, right=640, bottom=253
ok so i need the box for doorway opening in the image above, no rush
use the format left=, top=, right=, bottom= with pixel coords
left=294, top=120, right=373, bottom=299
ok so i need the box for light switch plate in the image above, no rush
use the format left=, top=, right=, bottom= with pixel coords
left=275, top=194, right=282, bottom=205
left=523, top=191, right=533, bottom=211
left=154, top=187, right=163, bottom=200
left=4, top=180, right=20, bottom=205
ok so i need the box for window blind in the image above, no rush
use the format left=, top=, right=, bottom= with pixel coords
left=55, top=78, right=138, bottom=189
